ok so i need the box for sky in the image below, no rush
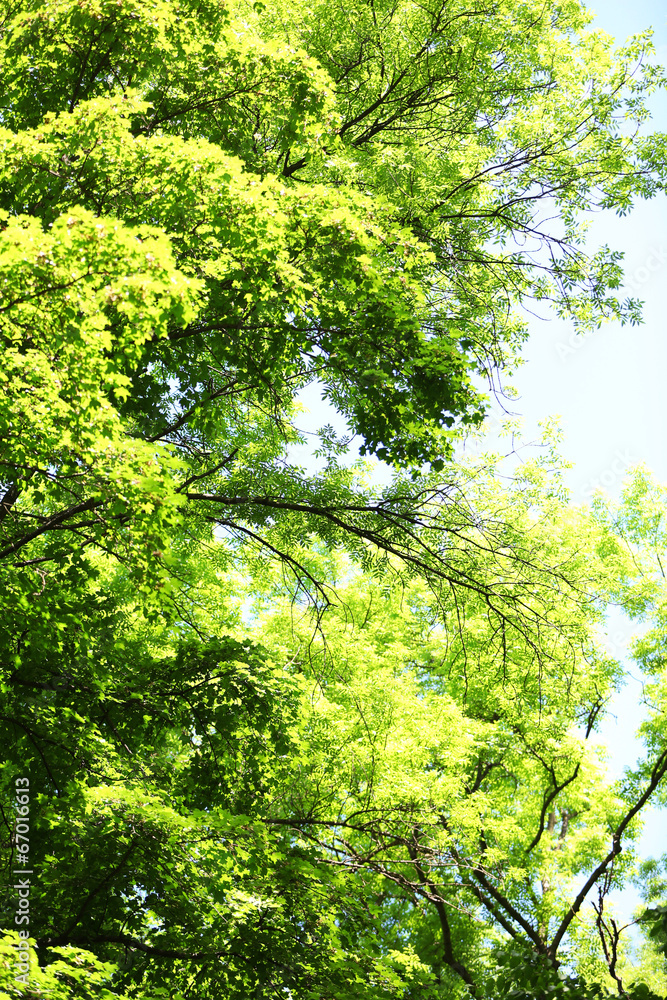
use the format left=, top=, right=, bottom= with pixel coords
left=513, top=0, right=667, bottom=505
left=510, top=0, right=667, bottom=922
left=512, top=0, right=667, bottom=932
left=293, top=0, right=667, bottom=935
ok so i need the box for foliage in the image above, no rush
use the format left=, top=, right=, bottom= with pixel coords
left=0, top=0, right=666, bottom=588
left=2, top=0, right=667, bottom=997
left=0, top=931, right=136, bottom=999
left=2, top=458, right=667, bottom=996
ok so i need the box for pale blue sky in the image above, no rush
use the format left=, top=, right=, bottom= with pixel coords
left=517, top=0, right=667, bottom=497
left=511, top=0, right=667, bottom=931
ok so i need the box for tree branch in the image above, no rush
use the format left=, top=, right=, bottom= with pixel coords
left=549, top=745, right=667, bottom=957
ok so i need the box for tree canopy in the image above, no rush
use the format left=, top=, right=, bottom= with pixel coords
left=2, top=0, right=667, bottom=997
left=1, top=0, right=665, bottom=579
left=6, top=457, right=667, bottom=997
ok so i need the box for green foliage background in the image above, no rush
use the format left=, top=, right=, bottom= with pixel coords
left=2, top=0, right=667, bottom=996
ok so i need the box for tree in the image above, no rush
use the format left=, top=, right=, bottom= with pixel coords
left=240, top=459, right=667, bottom=998
left=3, top=0, right=667, bottom=997
left=4, top=454, right=667, bottom=997
left=0, top=0, right=665, bottom=597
